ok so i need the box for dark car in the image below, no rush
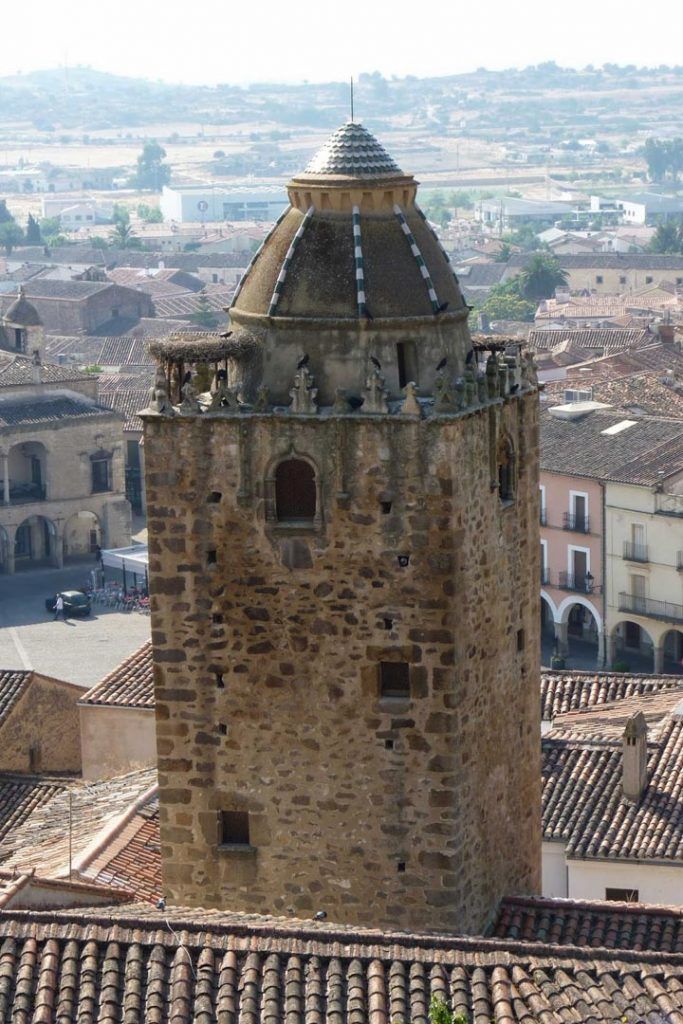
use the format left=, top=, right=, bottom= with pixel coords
left=45, top=590, right=91, bottom=617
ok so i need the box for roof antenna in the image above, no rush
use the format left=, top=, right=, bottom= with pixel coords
left=350, top=76, right=354, bottom=122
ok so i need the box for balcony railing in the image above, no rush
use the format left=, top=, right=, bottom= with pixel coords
left=656, top=493, right=683, bottom=518
left=541, top=567, right=550, bottom=585
left=618, top=592, right=683, bottom=624
left=1, top=482, right=47, bottom=504
left=623, top=541, right=649, bottom=563
left=558, top=571, right=601, bottom=594
left=563, top=512, right=590, bottom=533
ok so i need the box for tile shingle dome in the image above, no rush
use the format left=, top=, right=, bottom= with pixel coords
left=304, top=121, right=402, bottom=178
left=3, top=286, right=42, bottom=327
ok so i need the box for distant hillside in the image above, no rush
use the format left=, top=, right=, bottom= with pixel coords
left=1, top=62, right=683, bottom=135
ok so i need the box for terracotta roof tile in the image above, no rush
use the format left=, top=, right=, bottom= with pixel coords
left=0, top=671, right=32, bottom=728
left=0, top=900, right=677, bottom=1021
left=542, top=691, right=683, bottom=860
left=0, top=395, right=118, bottom=428
left=491, top=896, right=683, bottom=953
left=540, top=670, right=683, bottom=722
left=80, top=641, right=154, bottom=708
left=0, top=775, right=70, bottom=843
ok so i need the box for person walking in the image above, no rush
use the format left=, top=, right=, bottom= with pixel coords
left=54, top=593, right=65, bottom=621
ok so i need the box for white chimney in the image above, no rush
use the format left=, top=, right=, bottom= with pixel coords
left=622, top=711, right=648, bottom=802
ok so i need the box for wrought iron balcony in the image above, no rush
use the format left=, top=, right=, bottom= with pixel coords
left=558, top=571, right=601, bottom=594
left=623, top=542, right=649, bottom=563
left=563, top=512, right=590, bottom=533
left=3, top=481, right=47, bottom=504
left=619, top=592, right=683, bottom=623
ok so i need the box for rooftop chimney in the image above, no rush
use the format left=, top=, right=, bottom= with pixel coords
left=622, top=711, right=648, bottom=802
left=658, top=323, right=675, bottom=345
left=31, top=349, right=42, bottom=385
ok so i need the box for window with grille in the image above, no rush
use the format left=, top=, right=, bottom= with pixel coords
left=91, top=458, right=111, bottom=493
left=379, top=662, right=410, bottom=699
left=275, top=459, right=316, bottom=521
left=605, top=887, right=639, bottom=903
left=219, top=811, right=250, bottom=847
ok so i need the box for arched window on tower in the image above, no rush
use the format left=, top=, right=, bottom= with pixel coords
left=498, top=435, right=516, bottom=504
left=275, top=459, right=317, bottom=522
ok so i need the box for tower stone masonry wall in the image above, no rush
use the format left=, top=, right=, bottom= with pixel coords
left=145, top=391, right=541, bottom=934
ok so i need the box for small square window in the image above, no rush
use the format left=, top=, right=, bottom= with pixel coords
left=619, top=276, right=627, bottom=285
left=218, top=722, right=227, bottom=735
left=215, top=671, right=225, bottom=689
left=379, top=662, right=410, bottom=699
left=397, top=861, right=406, bottom=873
left=517, top=628, right=525, bottom=652
left=596, top=275, right=603, bottom=284
left=212, top=612, right=223, bottom=624
left=219, top=810, right=250, bottom=846
left=207, top=549, right=217, bottom=565
left=383, top=617, right=394, bottom=631
left=605, top=887, right=639, bottom=903
left=208, top=491, right=222, bottom=504
left=380, top=500, right=393, bottom=514
left=645, top=276, right=653, bottom=285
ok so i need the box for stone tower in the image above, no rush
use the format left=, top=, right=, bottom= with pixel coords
left=143, top=122, right=541, bottom=934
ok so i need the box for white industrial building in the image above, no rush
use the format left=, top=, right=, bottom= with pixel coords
left=160, top=185, right=288, bottom=224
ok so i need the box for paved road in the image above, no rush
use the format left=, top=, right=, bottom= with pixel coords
left=0, top=564, right=151, bottom=688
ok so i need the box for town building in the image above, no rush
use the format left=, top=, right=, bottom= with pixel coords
left=616, top=192, right=683, bottom=226
left=542, top=683, right=683, bottom=905
left=0, top=295, right=131, bottom=573
left=159, top=184, right=288, bottom=223
left=505, top=252, right=683, bottom=295
left=540, top=402, right=683, bottom=670
left=0, top=669, right=82, bottom=773
left=0, top=280, right=154, bottom=336
left=143, top=122, right=542, bottom=934
left=79, top=640, right=156, bottom=780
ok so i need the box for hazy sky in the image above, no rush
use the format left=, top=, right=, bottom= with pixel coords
left=3, top=0, right=683, bottom=85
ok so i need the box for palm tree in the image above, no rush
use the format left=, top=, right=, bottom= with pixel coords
left=518, top=253, right=568, bottom=301
left=111, top=220, right=135, bottom=248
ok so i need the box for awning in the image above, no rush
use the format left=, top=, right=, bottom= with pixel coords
left=101, top=544, right=148, bottom=572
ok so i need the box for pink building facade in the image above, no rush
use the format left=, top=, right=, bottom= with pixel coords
left=540, top=471, right=605, bottom=666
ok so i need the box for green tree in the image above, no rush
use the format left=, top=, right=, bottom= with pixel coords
left=111, top=219, right=136, bottom=248
left=0, top=222, right=25, bottom=254
left=131, top=141, right=171, bottom=191
left=137, top=203, right=163, bottom=223
left=0, top=200, right=13, bottom=224
left=39, top=216, right=62, bottom=238
left=518, top=252, right=568, bottom=301
left=429, top=995, right=466, bottom=1024
left=190, top=289, right=219, bottom=329
left=25, top=213, right=42, bottom=244
left=649, top=219, right=683, bottom=253
left=481, top=281, right=536, bottom=322
left=494, top=242, right=512, bottom=262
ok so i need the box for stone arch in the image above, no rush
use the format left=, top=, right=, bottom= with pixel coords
left=610, top=619, right=656, bottom=673
left=64, top=510, right=101, bottom=562
left=661, top=628, right=683, bottom=675
left=540, top=593, right=556, bottom=640
left=557, top=594, right=603, bottom=633
left=555, top=597, right=601, bottom=670
left=14, top=514, right=58, bottom=569
left=264, top=449, right=322, bottom=527
left=7, top=440, right=48, bottom=503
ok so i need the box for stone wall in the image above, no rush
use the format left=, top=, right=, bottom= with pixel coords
left=0, top=673, right=82, bottom=773
left=145, top=392, right=541, bottom=935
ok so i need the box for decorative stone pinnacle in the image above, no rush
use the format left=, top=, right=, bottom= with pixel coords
left=209, top=380, right=240, bottom=411
left=434, top=374, right=457, bottom=413
left=362, top=368, right=389, bottom=414
left=178, top=376, right=200, bottom=415
left=333, top=387, right=351, bottom=413
left=400, top=381, right=421, bottom=417
left=148, top=366, right=174, bottom=415
left=253, top=385, right=270, bottom=412
left=289, top=366, right=318, bottom=413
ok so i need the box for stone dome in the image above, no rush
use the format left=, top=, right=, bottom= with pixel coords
left=3, top=286, right=42, bottom=327
left=231, top=122, right=467, bottom=324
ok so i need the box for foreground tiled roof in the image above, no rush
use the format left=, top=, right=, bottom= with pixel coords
left=543, top=693, right=683, bottom=860
left=491, top=895, right=683, bottom=953
left=86, top=794, right=160, bottom=903
left=528, top=328, right=648, bottom=352
left=80, top=641, right=154, bottom=708
left=540, top=670, right=683, bottom=722
left=97, top=386, right=150, bottom=432
left=541, top=370, right=683, bottom=418
left=0, top=868, right=131, bottom=909
left=152, top=289, right=231, bottom=319
left=0, top=768, right=157, bottom=874
left=0, top=900, right=679, bottom=1022
left=0, top=775, right=70, bottom=844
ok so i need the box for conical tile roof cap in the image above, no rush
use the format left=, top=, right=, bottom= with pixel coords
left=4, top=285, right=42, bottom=327
left=303, top=121, right=403, bottom=178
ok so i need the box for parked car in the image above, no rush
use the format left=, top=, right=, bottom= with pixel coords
left=45, top=591, right=91, bottom=617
